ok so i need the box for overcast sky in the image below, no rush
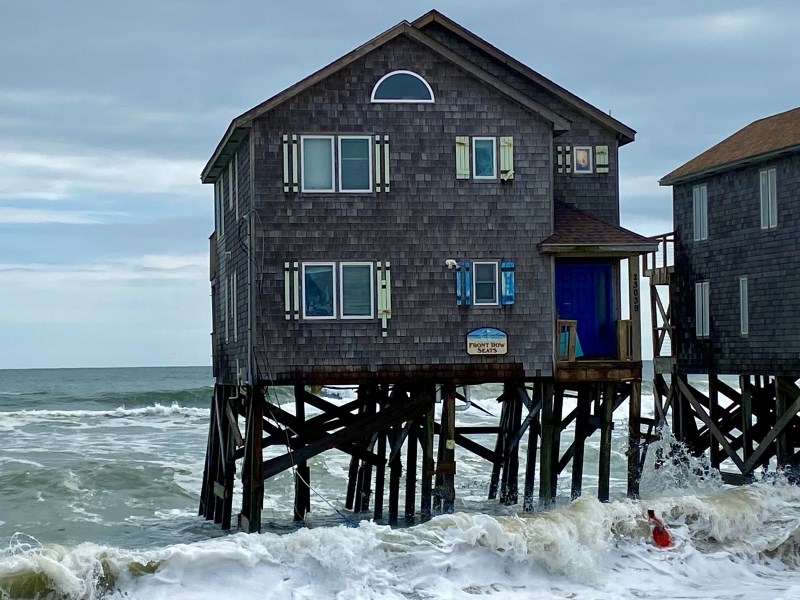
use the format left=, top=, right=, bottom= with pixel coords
left=2, top=1, right=798, bottom=368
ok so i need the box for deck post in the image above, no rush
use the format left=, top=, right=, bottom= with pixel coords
left=740, top=374, right=753, bottom=465
left=501, top=383, right=522, bottom=505
left=488, top=393, right=509, bottom=500
left=708, top=373, right=722, bottom=468
left=373, top=387, right=388, bottom=521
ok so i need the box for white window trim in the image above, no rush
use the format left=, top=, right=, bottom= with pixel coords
left=300, top=135, right=335, bottom=193
left=695, top=280, right=710, bottom=338
left=693, top=184, right=708, bottom=241
left=339, top=262, right=375, bottom=319
left=473, top=261, right=500, bottom=306
left=472, top=137, right=497, bottom=179
left=302, top=262, right=337, bottom=320
left=370, top=70, right=435, bottom=103
left=233, top=271, right=238, bottom=342
left=760, top=167, right=777, bottom=229
left=573, top=146, right=593, bottom=174
left=739, top=276, right=748, bottom=336
left=216, top=179, right=225, bottom=238
left=338, top=136, right=373, bottom=193
left=234, top=153, right=239, bottom=220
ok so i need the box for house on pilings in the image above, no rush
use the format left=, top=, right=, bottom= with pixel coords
left=648, top=106, right=800, bottom=483
left=199, top=10, right=658, bottom=532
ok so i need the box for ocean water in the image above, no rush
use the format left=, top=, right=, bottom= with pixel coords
left=1, top=366, right=800, bottom=599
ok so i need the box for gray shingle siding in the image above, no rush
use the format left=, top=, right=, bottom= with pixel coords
left=672, top=152, right=800, bottom=375
left=420, top=22, right=621, bottom=225
left=251, top=36, right=553, bottom=384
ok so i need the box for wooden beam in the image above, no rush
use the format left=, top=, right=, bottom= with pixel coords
left=743, top=379, right=800, bottom=473
left=262, top=388, right=429, bottom=480
left=677, top=378, right=746, bottom=473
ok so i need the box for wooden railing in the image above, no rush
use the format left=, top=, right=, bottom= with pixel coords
left=556, top=319, right=578, bottom=362
left=642, top=231, right=674, bottom=277
left=556, top=319, right=636, bottom=362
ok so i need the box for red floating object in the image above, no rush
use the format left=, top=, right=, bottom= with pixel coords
left=647, top=509, right=673, bottom=548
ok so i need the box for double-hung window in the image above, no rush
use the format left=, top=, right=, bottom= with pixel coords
left=472, top=138, right=497, bottom=179
left=340, top=263, right=374, bottom=318
left=301, top=135, right=373, bottom=193
left=473, top=262, right=499, bottom=305
left=695, top=280, right=710, bottom=338
left=338, top=137, right=372, bottom=192
left=760, top=167, right=777, bottom=229
left=302, top=261, right=374, bottom=319
left=301, top=136, right=335, bottom=192
left=692, top=184, right=708, bottom=241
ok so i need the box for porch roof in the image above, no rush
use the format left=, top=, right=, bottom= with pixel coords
left=539, top=202, right=658, bottom=255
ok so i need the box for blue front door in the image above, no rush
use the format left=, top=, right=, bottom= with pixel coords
left=555, top=261, right=614, bottom=358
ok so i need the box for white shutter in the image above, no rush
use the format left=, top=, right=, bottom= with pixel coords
left=760, top=170, right=769, bottom=229
left=455, top=136, right=469, bottom=179
left=499, top=136, right=514, bottom=180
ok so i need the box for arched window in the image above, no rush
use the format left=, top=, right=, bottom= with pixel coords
left=371, top=70, right=434, bottom=103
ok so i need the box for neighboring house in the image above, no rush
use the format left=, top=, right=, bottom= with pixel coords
left=202, top=10, right=655, bottom=387
left=660, top=106, right=800, bottom=376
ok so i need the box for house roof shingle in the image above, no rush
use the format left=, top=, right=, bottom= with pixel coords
left=660, top=106, right=800, bottom=186
left=539, top=203, right=658, bottom=255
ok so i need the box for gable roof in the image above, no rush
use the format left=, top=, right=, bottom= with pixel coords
left=413, top=10, right=636, bottom=147
left=202, top=19, right=569, bottom=183
left=539, top=202, right=658, bottom=255
left=660, top=106, right=800, bottom=186
left=203, top=10, right=635, bottom=183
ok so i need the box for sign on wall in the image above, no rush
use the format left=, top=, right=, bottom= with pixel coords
left=466, top=328, right=508, bottom=355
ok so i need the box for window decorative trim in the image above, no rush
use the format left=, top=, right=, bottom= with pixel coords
left=300, top=135, right=335, bottom=193
left=472, top=137, right=497, bottom=180
left=573, top=146, right=593, bottom=174
left=338, top=136, right=373, bottom=193
left=371, top=70, right=434, bottom=103
left=472, top=261, right=500, bottom=306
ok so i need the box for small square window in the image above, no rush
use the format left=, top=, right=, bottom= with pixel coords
left=301, top=136, right=335, bottom=192
left=339, top=137, right=372, bottom=192
left=473, top=262, right=499, bottom=305
left=340, top=263, right=374, bottom=318
left=303, top=263, right=336, bottom=318
left=473, top=138, right=496, bottom=179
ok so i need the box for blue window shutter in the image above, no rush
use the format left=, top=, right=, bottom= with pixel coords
left=455, top=264, right=462, bottom=306
left=463, top=261, right=472, bottom=306
left=501, top=261, right=516, bottom=305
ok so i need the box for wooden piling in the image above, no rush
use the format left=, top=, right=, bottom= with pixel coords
left=627, top=380, right=642, bottom=498
left=500, top=383, right=522, bottom=505
left=420, top=386, right=435, bottom=521
left=293, top=384, right=310, bottom=521
left=239, top=384, right=264, bottom=533
left=523, top=382, right=541, bottom=511
left=539, top=382, right=555, bottom=506
left=571, top=386, right=590, bottom=500
left=598, top=383, right=615, bottom=502
left=435, top=383, right=457, bottom=513
left=405, top=416, right=418, bottom=523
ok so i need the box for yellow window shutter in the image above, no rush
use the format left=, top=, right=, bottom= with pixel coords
left=455, top=136, right=469, bottom=179
left=499, top=136, right=514, bottom=180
